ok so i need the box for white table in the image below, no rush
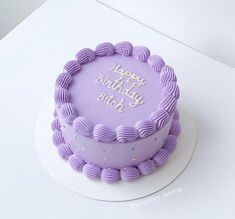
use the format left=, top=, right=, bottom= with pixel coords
left=0, top=0, right=234, bottom=218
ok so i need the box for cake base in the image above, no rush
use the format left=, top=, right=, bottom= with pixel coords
left=35, top=97, right=196, bottom=202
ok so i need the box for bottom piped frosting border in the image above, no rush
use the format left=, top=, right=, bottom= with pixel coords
left=51, top=110, right=181, bottom=183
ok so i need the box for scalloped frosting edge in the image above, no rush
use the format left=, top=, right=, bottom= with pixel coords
left=54, top=41, right=180, bottom=143
left=51, top=110, right=180, bottom=183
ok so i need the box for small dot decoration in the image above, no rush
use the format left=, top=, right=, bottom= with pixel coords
left=132, top=157, right=137, bottom=161
left=73, top=134, right=77, bottom=138
left=104, top=156, right=109, bottom=160
left=154, top=137, right=158, bottom=141
left=81, top=146, right=85, bottom=151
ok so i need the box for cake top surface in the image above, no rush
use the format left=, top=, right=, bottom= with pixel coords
left=69, top=54, right=161, bottom=129
left=55, top=42, right=179, bottom=143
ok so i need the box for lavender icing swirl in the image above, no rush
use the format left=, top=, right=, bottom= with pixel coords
left=114, top=41, right=133, bottom=56
left=57, top=143, right=73, bottom=160
left=76, top=48, right=95, bottom=64
left=55, top=73, right=72, bottom=89
left=116, top=125, right=138, bottom=143
left=83, top=163, right=101, bottom=179
left=64, top=60, right=81, bottom=75
left=73, top=116, right=93, bottom=137
left=51, top=118, right=61, bottom=132
left=95, top=42, right=115, bottom=56
left=162, top=135, right=177, bottom=153
left=159, top=95, right=177, bottom=115
left=147, top=55, right=165, bottom=72
left=149, top=109, right=170, bottom=129
left=138, top=159, right=157, bottom=175
left=153, top=149, right=169, bottom=166
left=170, top=120, right=181, bottom=137
left=93, top=124, right=116, bottom=142
left=101, top=168, right=120, bottom=183
left=54, top=88, right=71, bottom=106
left=60, top=103, right=78, bottom=123
left=52, top=131, right=65, bottom=146
left=132, top=46, right=150, bottom=62
left=68, top=154, right=85, bottom=171
left=135, top=120, right=156, bottom=138
left=162, top=82, right=180, bottom=99
left=173, top=109, right=179, bottom=120
left=160, top=65, right=177, bottom=86
left=120, top=167, right=140, bottom=182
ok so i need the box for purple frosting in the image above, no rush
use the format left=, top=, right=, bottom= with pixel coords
left=160, top=65, right=177, bottom=86
left=54, top=88, right=71, bottom=106
left=114, top=41, right=133, bottom=56
left=120, top=167, right=140, bottom=182
left=101, top=168, right=121, bottom=183
left=95, top=42, right=115, bottom=56
left=149, top=109, right=170, bottom=129
left=60, top=103, right=78, bottom=123
left=73, top=116, right=93, bottom=137
left=135, top=120, right=156, bottom=138
left=83, top=163, right=101, bottom=179
left=138, top=159, right=157, bottom=175
left=52, top=131, right=65, bottom=146
left=159, top=95, right=177, bottom=115
left=116, top=125, right=138, bottom=143
left=170, top=120, right=181, bottom=137
left=163, top=82, right=180, bottom=99
left=57, top=143, right=73, bottom=160
left=153, top=149, right=169, bottom=166
left=55, top=73, right=72, bottom=89
left=93, top=124, right=116, bottom=142
left=162, top=135, right=177, bottom=153
left=68, top=154, right=85, bottom=171
left=147, top=55, right=165, bottom=72
left=132, top=46, right=150, bottom=62
left=64, top=60, right=81, bottom=75
left=52, top=42, right=181, bottom=182
left=173, top=109, right=179, bottom=120
left=51, top=118, right=61, bottom=132
left=76, top=48, right=95, bottom=64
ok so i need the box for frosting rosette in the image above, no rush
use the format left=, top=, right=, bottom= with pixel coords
left=95, top=42, right=115, bottom=56
left=76, top=48, right=95, bottom=64
left=101, top=168, right=120, bottom=183
left=132, top=46, right=150, bottom=62
left=93, top=124, right=116, bottom=142
left=114, top=41, right=133, bottom=56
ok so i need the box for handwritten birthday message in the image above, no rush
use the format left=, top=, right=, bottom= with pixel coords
left=94, top=64, right=146, bottom=113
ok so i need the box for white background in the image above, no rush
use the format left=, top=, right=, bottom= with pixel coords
left=1, top=0, right=234, bottom=67
left=0, top=0, right=46, bottom=39
left=0, top=0, right=235, bottom=218
left=98, top=0, right=235, bottom=67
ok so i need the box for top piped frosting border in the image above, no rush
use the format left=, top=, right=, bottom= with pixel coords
left=54, top=41, right=180, bottom=143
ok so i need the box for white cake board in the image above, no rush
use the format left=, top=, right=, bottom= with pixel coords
left=35, top=98, right=196, bottom=202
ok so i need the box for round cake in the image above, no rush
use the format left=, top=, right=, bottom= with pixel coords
left=52, top=41, right=181, bottom=183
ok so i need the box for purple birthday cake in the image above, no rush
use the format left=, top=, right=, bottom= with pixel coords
left=52, top=41, right=180, bottom=183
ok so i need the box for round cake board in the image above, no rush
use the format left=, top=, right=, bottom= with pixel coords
left=35, top=98, right=196, bottom=202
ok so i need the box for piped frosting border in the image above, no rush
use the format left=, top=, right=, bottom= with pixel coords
left=54, top=41, right=180, bottom=143
left=51, top=109, right=181, bottom=183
